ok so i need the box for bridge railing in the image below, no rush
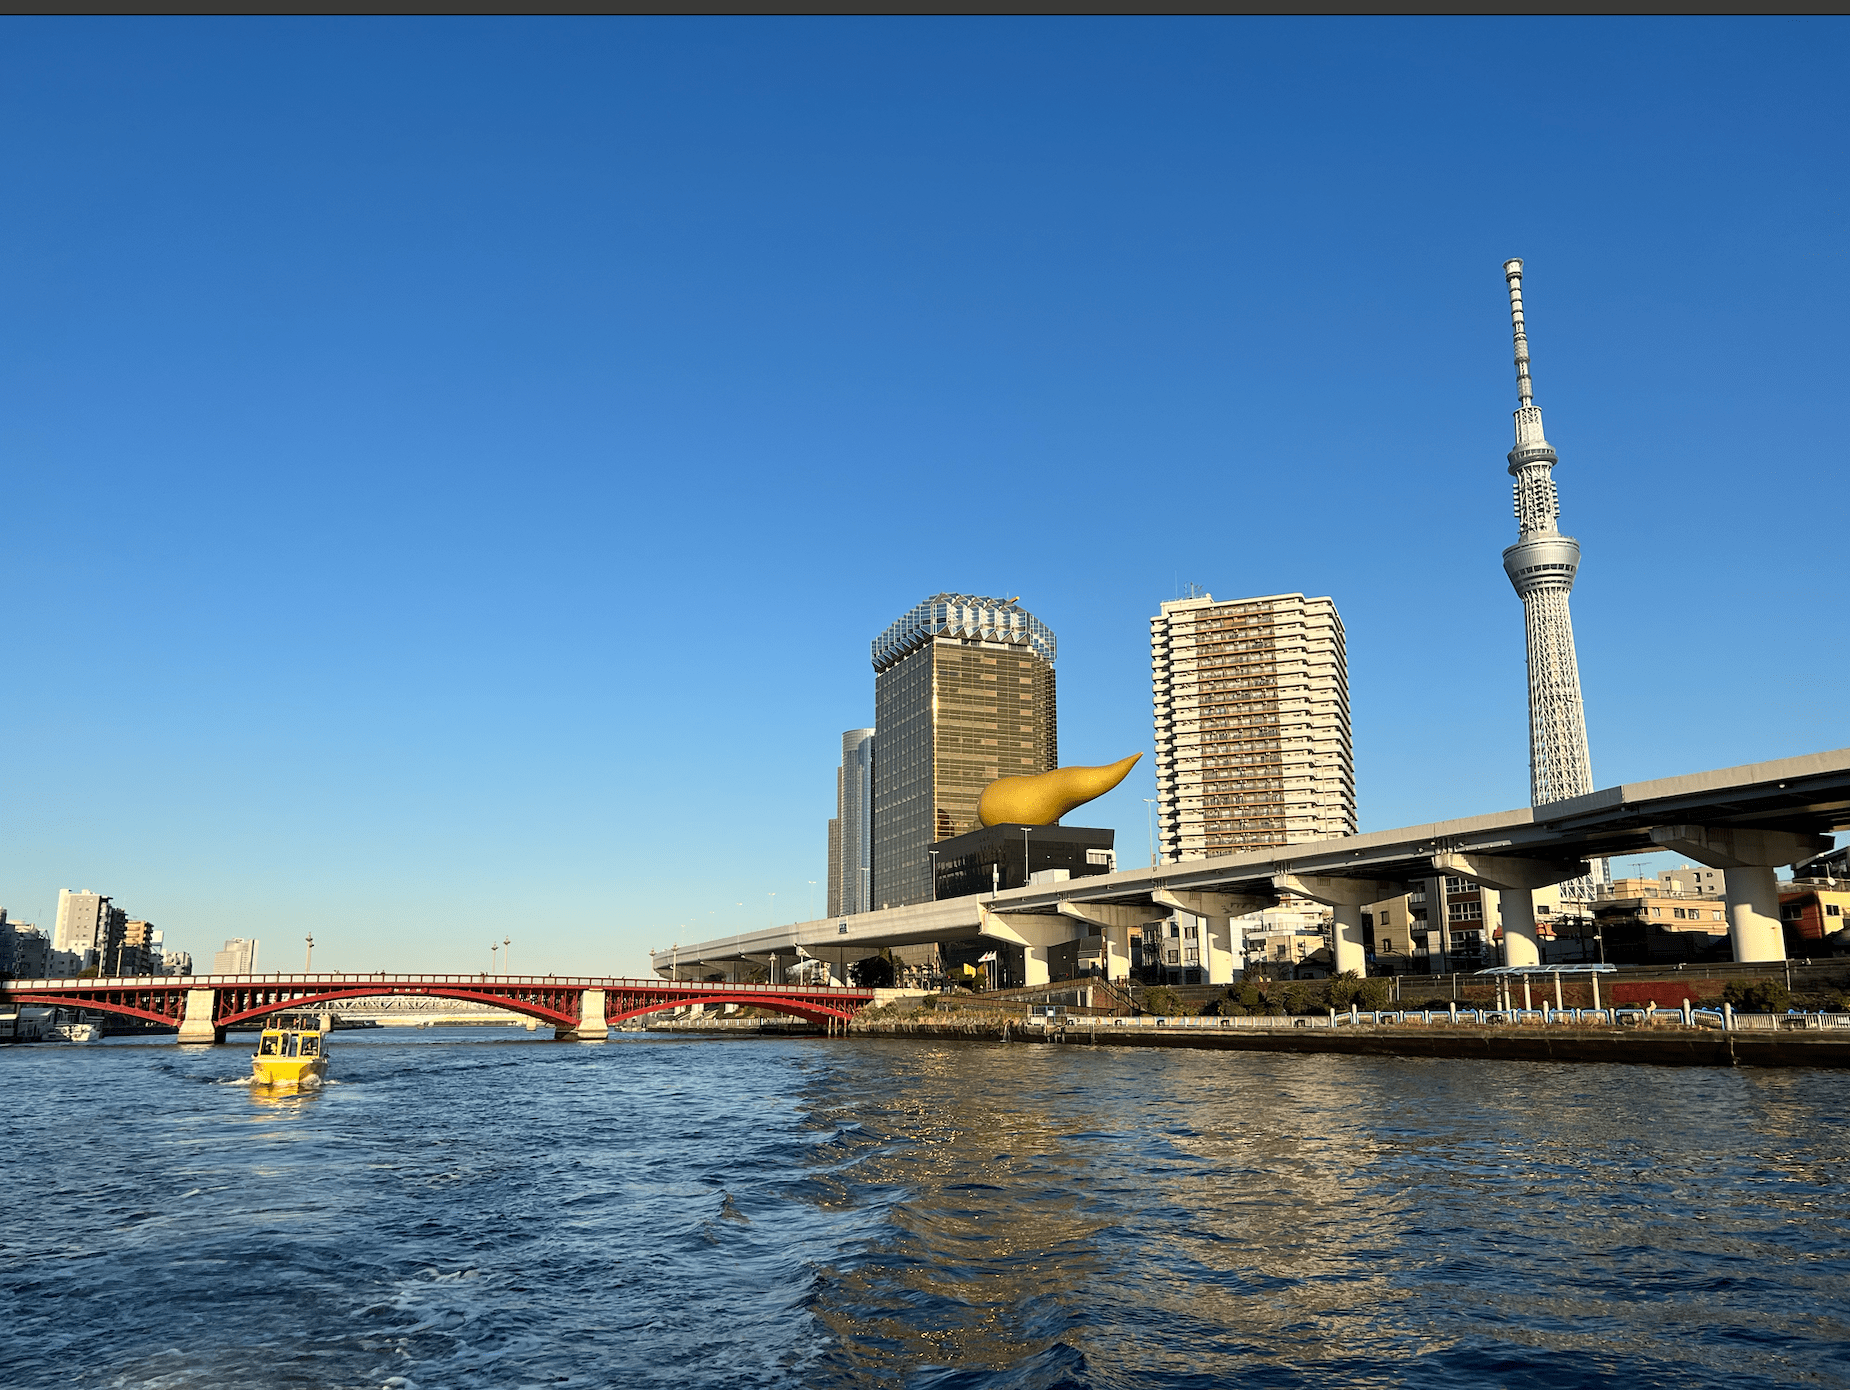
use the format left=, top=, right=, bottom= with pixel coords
left=0, top=972, right=874, bottom=994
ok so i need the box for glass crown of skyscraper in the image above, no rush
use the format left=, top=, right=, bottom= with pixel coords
left=871, top=593, right=1056, bottom=673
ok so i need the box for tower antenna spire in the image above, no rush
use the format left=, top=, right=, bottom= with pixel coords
left=1504, top=257, right=1533, bottom=408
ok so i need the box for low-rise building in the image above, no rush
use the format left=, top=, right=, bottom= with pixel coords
left=1778, top=882, right=1850, bottom=944
left=1591, top=877, right=1730, bottom=964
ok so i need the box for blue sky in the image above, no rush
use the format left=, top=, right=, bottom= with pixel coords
left=2, top=19, right=1843, bottom=974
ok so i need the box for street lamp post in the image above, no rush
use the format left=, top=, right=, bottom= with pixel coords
left=1022, top=825, right=1032, bottom=890
left=490, top=942, right=498, bottom=974
left=1143, top=799, right=1157, bottom=868
left=503, top=935, right=511, bottom=977
left=304, top=935, right=314, bottom=973
left=927, top=849, right=940, bottom=901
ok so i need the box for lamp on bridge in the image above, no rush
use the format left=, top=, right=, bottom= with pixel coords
left=305, top=934, right=314, bottom=972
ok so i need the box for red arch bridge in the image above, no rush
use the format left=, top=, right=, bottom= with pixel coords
left=0, top=973, right=877, bottom=1043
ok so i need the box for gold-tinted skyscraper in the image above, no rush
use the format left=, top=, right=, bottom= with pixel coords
left=871, top=595, right=1056, bottom=909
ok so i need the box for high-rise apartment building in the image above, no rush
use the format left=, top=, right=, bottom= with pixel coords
left=1150, top=592, right=1354, bottom=861
left=829, top=728, right=875, bottom=918
left=53, top=889, right=124, bottom=970
left=213, top=938, right=259, bottom=973
left=871, top=595, right=1056, bottom=909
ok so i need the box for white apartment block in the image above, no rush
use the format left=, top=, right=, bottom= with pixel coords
left=1151, top=592, right=1355, bottom=862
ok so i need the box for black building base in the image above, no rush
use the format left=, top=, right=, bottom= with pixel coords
left=930, top=823, right=1115, bottom=900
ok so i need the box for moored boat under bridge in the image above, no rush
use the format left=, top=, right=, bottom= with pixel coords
left=0, top=974, right=876, bottom=1043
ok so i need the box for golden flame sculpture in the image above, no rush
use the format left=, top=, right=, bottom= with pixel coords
left=976, top=753, right=1142, bottom=828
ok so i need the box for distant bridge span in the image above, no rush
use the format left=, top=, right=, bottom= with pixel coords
left=0, top=973, right=876, bottom=1043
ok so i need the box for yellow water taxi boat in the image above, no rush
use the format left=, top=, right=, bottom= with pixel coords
left=252, top=1014, right=330, bottom=1088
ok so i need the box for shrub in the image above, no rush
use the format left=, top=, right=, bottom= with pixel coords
left=1722, top=979, right=1792, bottom=1014
left=1328, top=972, right=1363, bottom=1009
left=1281, top=982, right=1318, bottom=1015
left=1355, top=977, right=1392, bottom=1010
left=1142, top=985, right=1185, bottom=1016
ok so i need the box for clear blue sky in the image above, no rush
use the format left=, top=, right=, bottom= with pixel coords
left=3, top=19, right=1843, bottom=975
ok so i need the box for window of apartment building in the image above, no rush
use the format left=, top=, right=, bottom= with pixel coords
left=1185, top=948, right=1200, bottom=964
left=1782, top=904, right=1803, bottom=921
left=1381, top=937, right=1395, bottom=953
left=1830, top=904, right=1844, bottom=917
left=1450, top=901, right=1483, bottom=922
left=1168, top=922, right=1180, bottom=938
left=1183, top=923, right=1198, bottom=940
left=1166, top=949, right=1180, bottom=964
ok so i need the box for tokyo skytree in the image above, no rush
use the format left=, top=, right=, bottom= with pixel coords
left=1499, top=259, right=1597, bottom=813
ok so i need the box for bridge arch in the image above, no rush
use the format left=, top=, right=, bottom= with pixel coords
left=606, top=993, right=855, bottom=1025
left=211, top=986, right=583, bottom=1030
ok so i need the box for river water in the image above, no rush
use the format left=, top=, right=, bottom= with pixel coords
left=4, top=1028, right=1849, bottom=1389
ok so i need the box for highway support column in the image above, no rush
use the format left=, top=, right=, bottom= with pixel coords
left=1056, top=901, right=1156, bottom=982
left=1650, top=825, right=1831, bottom=964
left=177, top=988, right=224, bottom=1045
left=1271, top=875, right=1402, bottom=977
left=1153, top=889, right=1276, bottom=984
left=1431, top=853, right=1591, bottom=968
left=978, top=906, right=1080, bottom=987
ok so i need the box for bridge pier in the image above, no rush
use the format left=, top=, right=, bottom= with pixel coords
left=176, top=988, right=225, bottom=1045
left=556, top=988, right=609, bottom=1041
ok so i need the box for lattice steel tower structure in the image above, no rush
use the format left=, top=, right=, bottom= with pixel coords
left=1499, top=258, right=1596, bottom=811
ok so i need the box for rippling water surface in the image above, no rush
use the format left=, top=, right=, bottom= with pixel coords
left=4, top=1029, right=1849, bottom=1388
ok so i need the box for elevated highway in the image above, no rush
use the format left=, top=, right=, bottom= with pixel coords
left=653, top=748, right=1850, bottom=985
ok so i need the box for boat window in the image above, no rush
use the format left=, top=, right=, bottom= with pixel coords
left=285, top=1034, right=300, bottom=1057
left=300, top=1035, right=319, bottom=1056
left=259, top=1036, right=280, bottom=1056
